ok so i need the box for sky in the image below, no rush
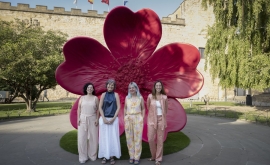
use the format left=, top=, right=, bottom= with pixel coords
left=5, top=0, right=184, bottom=18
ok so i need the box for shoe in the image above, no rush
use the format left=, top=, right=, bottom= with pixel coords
left=134, top=160, right=140, bottom=165
left=129, top=159, right=134, bottom=164
left=101, top=158, right=107, bottom=164
left=155, top=161, right=161, bottom=165
left=110, top=158, right=116, bottom=165
left=79, top=160, right=85, bottom=164
left=148, top=158, right=155, bottom=161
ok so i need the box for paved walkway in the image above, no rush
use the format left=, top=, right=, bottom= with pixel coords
left=0, top=114, right=269, bottom=165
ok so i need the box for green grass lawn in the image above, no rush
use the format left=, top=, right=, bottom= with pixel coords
left=180, top=101, right=243, bottom=108
left=60, top=130, right=190, bottom=160
left=0, top=102, right=72, bottom=119
left=180, top=101, right=270, bottom=125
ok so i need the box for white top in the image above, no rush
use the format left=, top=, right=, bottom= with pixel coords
left=155, top=100, right=162, bottom=116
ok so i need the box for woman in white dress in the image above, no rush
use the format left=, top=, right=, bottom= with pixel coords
left=98, top=79, right=121, bottom=165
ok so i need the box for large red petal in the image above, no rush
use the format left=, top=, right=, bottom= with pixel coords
left=118, top=110, right=125, bottom=135
left=117, top=93, right=126, bottom=135
left=165, top=98, right=187, bottom=133
left=104, top=7, right=162, bottom=64
left=144, top=43, right=204, bottom=98
left=56, top=37, right=116, bottom=95
left=141, top=92, right=150, bottom=142
left=142, top=98, right=186, bottom=142
left=70, top=97, right=80, bottom=129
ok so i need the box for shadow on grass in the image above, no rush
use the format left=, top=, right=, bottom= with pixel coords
left=60, top=130, right=190, bottom=160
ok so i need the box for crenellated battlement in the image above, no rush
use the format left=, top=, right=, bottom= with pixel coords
left=0, top=2, right=108, bottom=18
left=161, top=17, right=185, bottom=26
left=0, top=1, right=185, bottom=25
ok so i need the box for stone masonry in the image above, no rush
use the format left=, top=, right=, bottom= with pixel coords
left=0, top=0, right=234, bottom=101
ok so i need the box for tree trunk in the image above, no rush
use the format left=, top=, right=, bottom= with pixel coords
left=204, top=100, right=209, bottom=105
left=224, top=87, right=227, bottom=102
left=32, top=100, right=38, bottom=112
left=24, top=99, right=31, bottom=112
left=6, top=92, right=18, bottom=103
left=19, top=86, right=46, bottom=112
left=203, top=95, right=210, bottom=105
left=22, top=96, right=39, bottom=112
left=20, top=92, right=32, bottom=112
left=29, top=89, right=32, bottom=111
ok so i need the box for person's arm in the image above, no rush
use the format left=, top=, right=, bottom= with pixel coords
left=147, top=94, right=151, bottom=110
left=77, top=96, right=82, bottom=126
left=124, top=97, right=127, bottom=116
left=109, top=92, right=121, bottom=124
left=99, top=93, right=109, bottom=124
left=95, top=96, right=100, bottom=126
left=164, top=97, right=168, bottom=114
left=141, top=97, right=145, bottom=119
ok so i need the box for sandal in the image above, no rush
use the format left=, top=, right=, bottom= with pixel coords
left=129, top=159, right=134, bottom=164
left=155, top=161, right=161, bottom=165
left=148, top=158, right=155, bottom=161
left=110, top=158, right=116, bottom=165
left=101, top=158, right=107, bottom=164
left=134, top=160, right=140, bottom=165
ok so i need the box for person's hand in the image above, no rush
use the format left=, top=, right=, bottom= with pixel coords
left=108, top=118, right=115, bottom=124
left=103, top=118, right=109, bottom=124
left=95, top=119, right=99, bottom=126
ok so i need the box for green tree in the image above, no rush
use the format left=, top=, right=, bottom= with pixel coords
left=0, top=19, right=67, bottom=111
left=202, top=0, right=270, bottom=90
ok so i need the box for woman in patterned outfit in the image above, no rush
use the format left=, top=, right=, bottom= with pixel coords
left=124, top=82, right=145, bottom=165
left=147, top=80, right=168, bottom=165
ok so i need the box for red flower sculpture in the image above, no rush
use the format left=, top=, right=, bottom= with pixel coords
left=56, top=6, right=203, bottom=142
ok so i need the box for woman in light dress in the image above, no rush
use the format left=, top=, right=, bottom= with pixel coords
left=77, top=83, right=99, bottom=164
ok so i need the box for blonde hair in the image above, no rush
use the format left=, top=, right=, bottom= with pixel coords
left=127, top=82, right=141, bottom=98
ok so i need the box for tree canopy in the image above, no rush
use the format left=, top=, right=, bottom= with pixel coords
left=0, top=19, right=67, bottom=110
left=202, top=0, right=270, bottom=90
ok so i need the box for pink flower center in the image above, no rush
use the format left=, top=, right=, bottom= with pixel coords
left=115, top=59, right=151, bottom=94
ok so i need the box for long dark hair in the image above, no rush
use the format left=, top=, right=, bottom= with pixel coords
left=151, top=80, right=166, bottom=99
left=83, top=83, right=96, bottom=95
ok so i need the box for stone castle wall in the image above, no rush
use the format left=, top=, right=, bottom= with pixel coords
left=0, top=1, right=232, bottom=101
